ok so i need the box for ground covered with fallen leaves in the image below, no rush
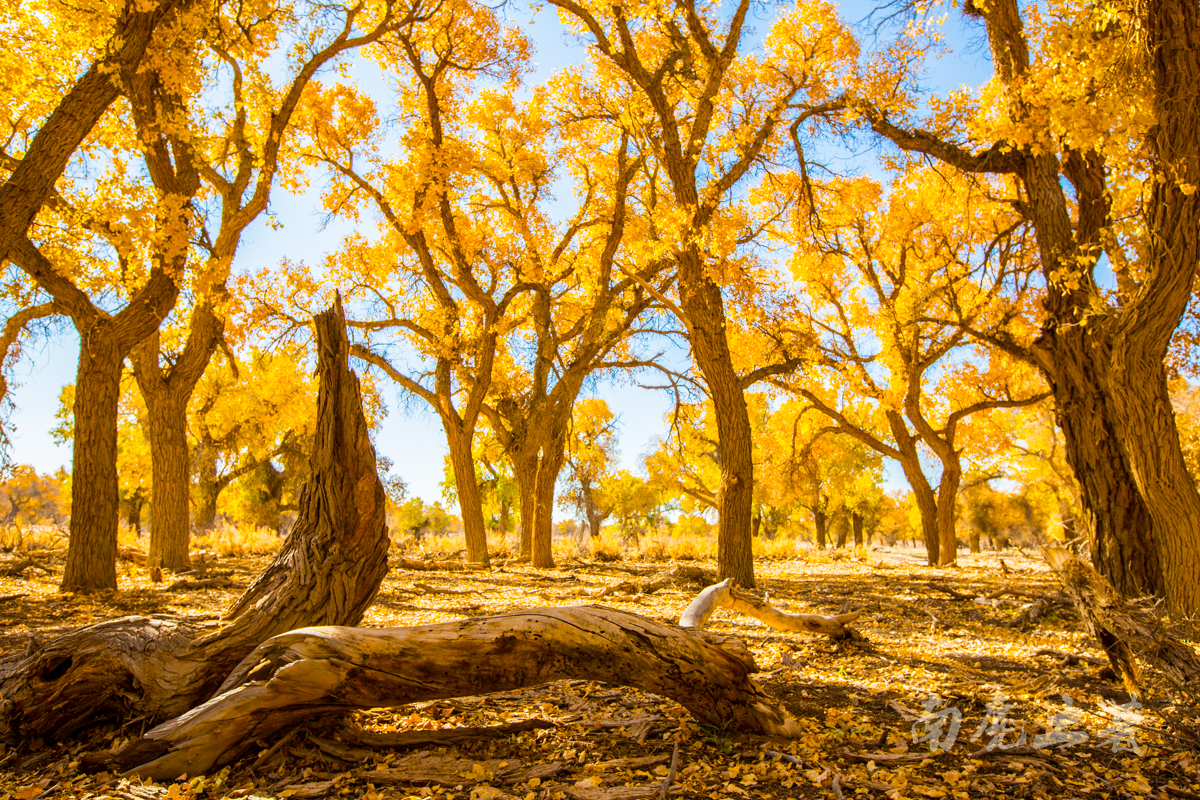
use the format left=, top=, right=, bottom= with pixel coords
left=1, top=546, right=1199, bottom=800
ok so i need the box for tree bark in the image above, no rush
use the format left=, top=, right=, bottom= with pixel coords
left=531, top=433, right=568, bottom=569
left=814, top=507, right=827, bottom=550
left=143, top=389, right=191, bottom=569
left=512, top=448, right=537, bottom=559
left=0, top=298, right=390, bottom=743
left=60, top=329, right=125, bottom=592
left=1042, top=331, right=1160, bottom=597
left=935, top=454, right=961, bottom=567
left=445, top=424, right=490, bottom=565
left=107, top=607, right=801, bottom=780
left=852, top=512, right=863, bottom=547
left=132, top=305, right=225, bottom=571
left=895, top=444, right=940, bottom=566
left=682, top=274, right=756, bottom=588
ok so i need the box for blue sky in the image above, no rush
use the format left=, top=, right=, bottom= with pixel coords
left=7, top=0, right=995, bottom=507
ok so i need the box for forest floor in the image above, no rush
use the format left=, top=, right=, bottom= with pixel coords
left=0, top=545, right=1198, bottom=800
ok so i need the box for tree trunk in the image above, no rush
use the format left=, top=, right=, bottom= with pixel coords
left=192, top=443, right=221, bottom=531
left=132, top=306, right=225, bottom=570
left=967, top=530, right=981, bottom=553
left=677, top=261, right=755, bottom=588
left=935, top=455, right=961, bottom=567
left=897, top=452, right=940, bottom=566
left=61, top=327, right=124, bottom=593
left=852, top=512, right=863, bottom=547
left=125, top=489, right=146, bottom=535
left=0, top=298, right=390, bottom=743
left=498, top=497, right=511, bottom=540
left=144, top=389, right=191, bottom=570
left=531, top=439, right=566, bottom=569
left=445, top=426, right=490, bottom=565
left=835, top=514, right=848, bottom=548
left=814, top=507, right=827, bottom=550
left=108, top=607, right=802, bottom=780
left=1044, top=328, right=1161, bottom=597
left=512, top=449, right=537, bottom=559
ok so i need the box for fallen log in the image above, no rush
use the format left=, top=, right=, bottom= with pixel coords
left=679, top=579, right=863, bottom=639
left=105, top=606, right=801, bottom=780
left=0, top=298, right=391, bottom=743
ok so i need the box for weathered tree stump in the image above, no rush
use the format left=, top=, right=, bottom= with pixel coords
left=0, top=297, right=390, bottom=742
left=104, top=606, right=801, bottom=780
left=1045, top=545, right=1200, bottom=700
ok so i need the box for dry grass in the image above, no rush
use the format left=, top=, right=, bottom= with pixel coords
left=193, top=521, right=282, bottom=558
left=0, top=523, right=68, bottom=553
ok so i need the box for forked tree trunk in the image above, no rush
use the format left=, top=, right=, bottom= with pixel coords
left=61, top=329, right=125, bottom=592
left=107, top=607, right=802, bottom=780
left=899, top=454, right=940, bottom=566
left=132, top=305, right=225, bottom=571
left=0, top=298, right=390, bottom=744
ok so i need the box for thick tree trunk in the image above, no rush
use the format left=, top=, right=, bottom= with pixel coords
left=1043, top=329, right=1161, bottom=597
left=834, top=514, right=848, bottom=548
left=61, top=329, right=124, bottom=592
left=0, top=298, right=390, bottom=743
left=852, top=512, right=863, bottom=547
left=678, top=262, right=755, bottom=588
left=144, top=390, right=191, bottom=570
left=108, top=607, right=801, bottom=780
left=445, top=426, right=490, bottom=565
left=814, top=508, right=827, bottom=549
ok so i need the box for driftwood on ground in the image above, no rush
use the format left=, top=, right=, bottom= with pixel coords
left=1044, top=545, right=1200, bottom=700
left=592, top=565, right=714, bottom=597
left=679, top=578, right=863, bottom=639
left=102, top=606, right=801, bottom=780
left=0, top=298, right=391, bottom=743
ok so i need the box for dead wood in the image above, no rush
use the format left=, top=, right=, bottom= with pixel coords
left=1044, top=545, right=1200, bottom=700
left=0, top=557, right=52, bottom=578
left=103, top=606, right=800, bottom=780
left=339, top=718, right=555, bottom=750
left=679, top=579, right=863, bottom=639
left=593, top=565, right=714, bottom=598
left=1034, top=648, right=1108, bottom=667
left=118, top=545, right=148, bottom=566
left=0, top=297, right=391, bottom=743
left=393, top=557, right=491, bottom=572
left=360, top=750, right=567, bottom=788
